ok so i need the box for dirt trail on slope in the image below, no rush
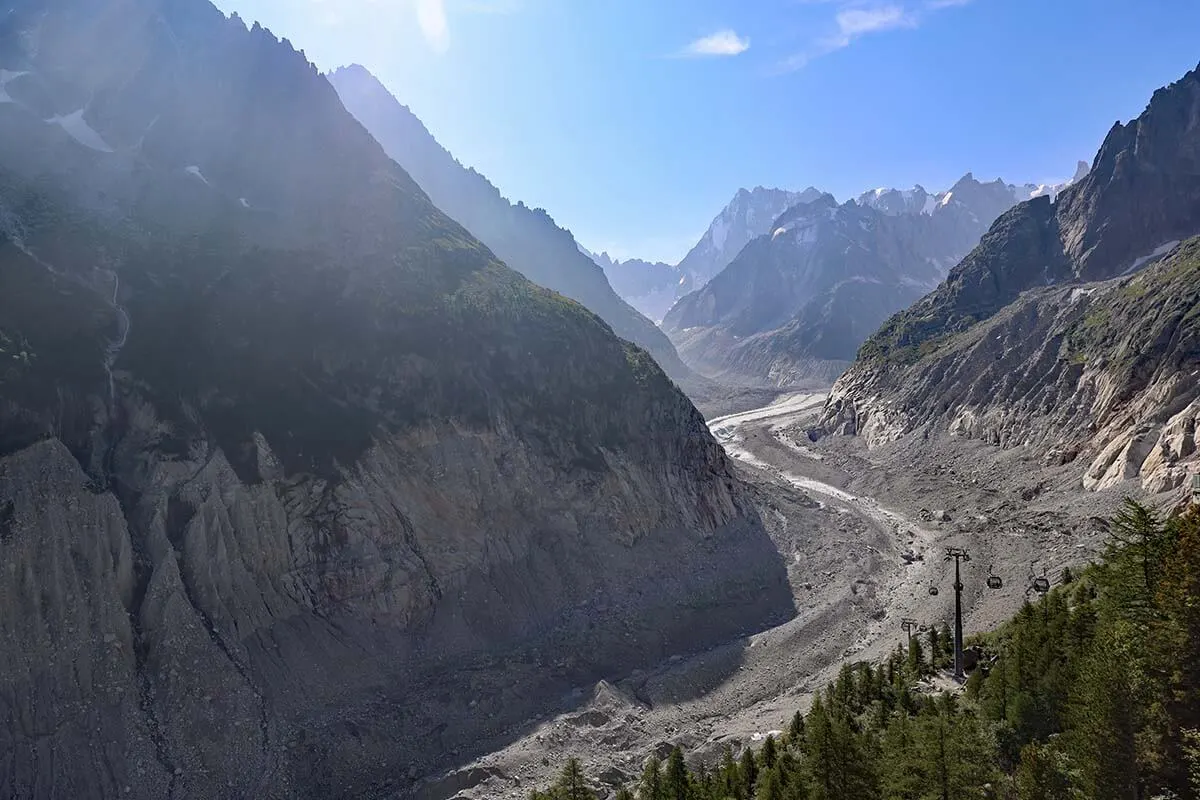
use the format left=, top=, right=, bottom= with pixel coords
left=414, top=393, right=1113, bottom=800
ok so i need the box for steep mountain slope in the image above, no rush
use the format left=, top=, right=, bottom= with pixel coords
left=0, top=3, right=792, bottom=798
left=589, top=250, right=680, bottom=323
left=676, top=185, right=824, bottom=295
left=327, top=65, right=694, bottom=383
left=664, top=173, right=1057, bottom=387
left=820, top=64, right=1200, bottom=496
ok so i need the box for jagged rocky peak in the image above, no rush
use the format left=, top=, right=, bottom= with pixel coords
left=820, top=61, right=1200, bottom=498
left=674, top=184, right=825, bottom=294
left=856, top=185, right=933, bottom=216
left=858, top=166, right=1089, bottom=221
left=0, top=2, right=793, bottom=796
left=1056, top=63, right=1200, bottom=278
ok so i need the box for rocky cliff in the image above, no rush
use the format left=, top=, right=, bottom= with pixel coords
left=820, top=64, right=1200, bottom=496
left=327, top=65, right=695, bottom=384
left=0, top=3, right=792, bottom=797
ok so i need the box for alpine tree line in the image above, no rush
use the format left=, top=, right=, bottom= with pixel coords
left=530, top=500, right=1200, bottom=799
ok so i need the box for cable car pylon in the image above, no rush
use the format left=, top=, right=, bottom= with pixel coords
left=945, top=547, right=970, bottom=681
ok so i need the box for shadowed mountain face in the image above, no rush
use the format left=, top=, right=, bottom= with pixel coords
left=327, top=64, right=697, bottom=385
left=0, top=2, right=793, bottom=797
left=820, top=64, right=1200, bottom=496
left=663, top=171, right=1071, bottom=388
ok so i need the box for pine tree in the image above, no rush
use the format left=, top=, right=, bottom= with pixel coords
left=614, top=789, right=635, bottom=800
left=1067, top=628, right=1139, bottom=800
left=805, top=694, right=878, bottom=800
left=719, top=745, right=741, bottom=800
left=938, top=622, right=953, bottom=667
left=666, top=747, right=690, bottom=800
left=693, top=763, right=714, bottom=800
left=761, top=735, right=778, bottom=770
left=879, top=711, right=924, bottom=800
left=1014, top=743, right=1070, bottom=800
left=553, top=758, right=596, bottom=800
left=945, top=706, right=1000, bottom=798
left=834, top=664, right=856, bottom=713
left=739, top=748, right=758, bottom=799
left=641, top=756, right=666, bottom=800
left=1151, top=506, right=1200, bottom=796
left=924, top=703, right=953, bottom=800
left=756, top=765, right=785, bottom=800
left=856, top=662, right=877, bottom=709
left=907, top=637, right=925, bottom=678
left=1102, top=498, right=1169, bottom=624
left=788, top=711, right=807, bottom=754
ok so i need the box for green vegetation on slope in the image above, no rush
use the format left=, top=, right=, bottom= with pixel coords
left=533, top=499, right=1200, bottom=799
left=1063, top=238, right=1200, bottom=379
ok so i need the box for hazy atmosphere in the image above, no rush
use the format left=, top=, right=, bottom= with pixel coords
left=3, top=1, right=1200, bottom=798
left=215, top=0, right=1200, bottom=261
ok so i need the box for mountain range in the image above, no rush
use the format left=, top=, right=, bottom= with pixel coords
left=0, top=3, right=790, bottom=796
left=819, top=62, right=1200, bottom=496
left=661, top=167, right=1087, bottom=387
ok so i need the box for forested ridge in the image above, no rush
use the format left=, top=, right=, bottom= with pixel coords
left=533, top=500, right=1200, bottom=800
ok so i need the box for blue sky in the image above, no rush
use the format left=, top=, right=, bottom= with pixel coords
left=214, top=0, right=1200, bottom=263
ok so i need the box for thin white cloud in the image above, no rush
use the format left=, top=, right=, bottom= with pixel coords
left=416, top=0, right=450, bottom=53
left=777, top=0, right=966, bottom=73
left=834, top=5, right=915, bottom=40
left=681, top=29, right=751, bottom=58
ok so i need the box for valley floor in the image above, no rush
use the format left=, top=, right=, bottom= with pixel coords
left=411, top=393, right=1141, bottom=800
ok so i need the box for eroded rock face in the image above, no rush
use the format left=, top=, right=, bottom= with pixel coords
left=3, top=400, right=781, bottom=798
left=819, top=237, right=1200, bottom=496
left=820, top=63, right=1200, bottom=497
left=0, top=2, right=794, bottom=796
left=0, top=441, right=168, bottom=800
